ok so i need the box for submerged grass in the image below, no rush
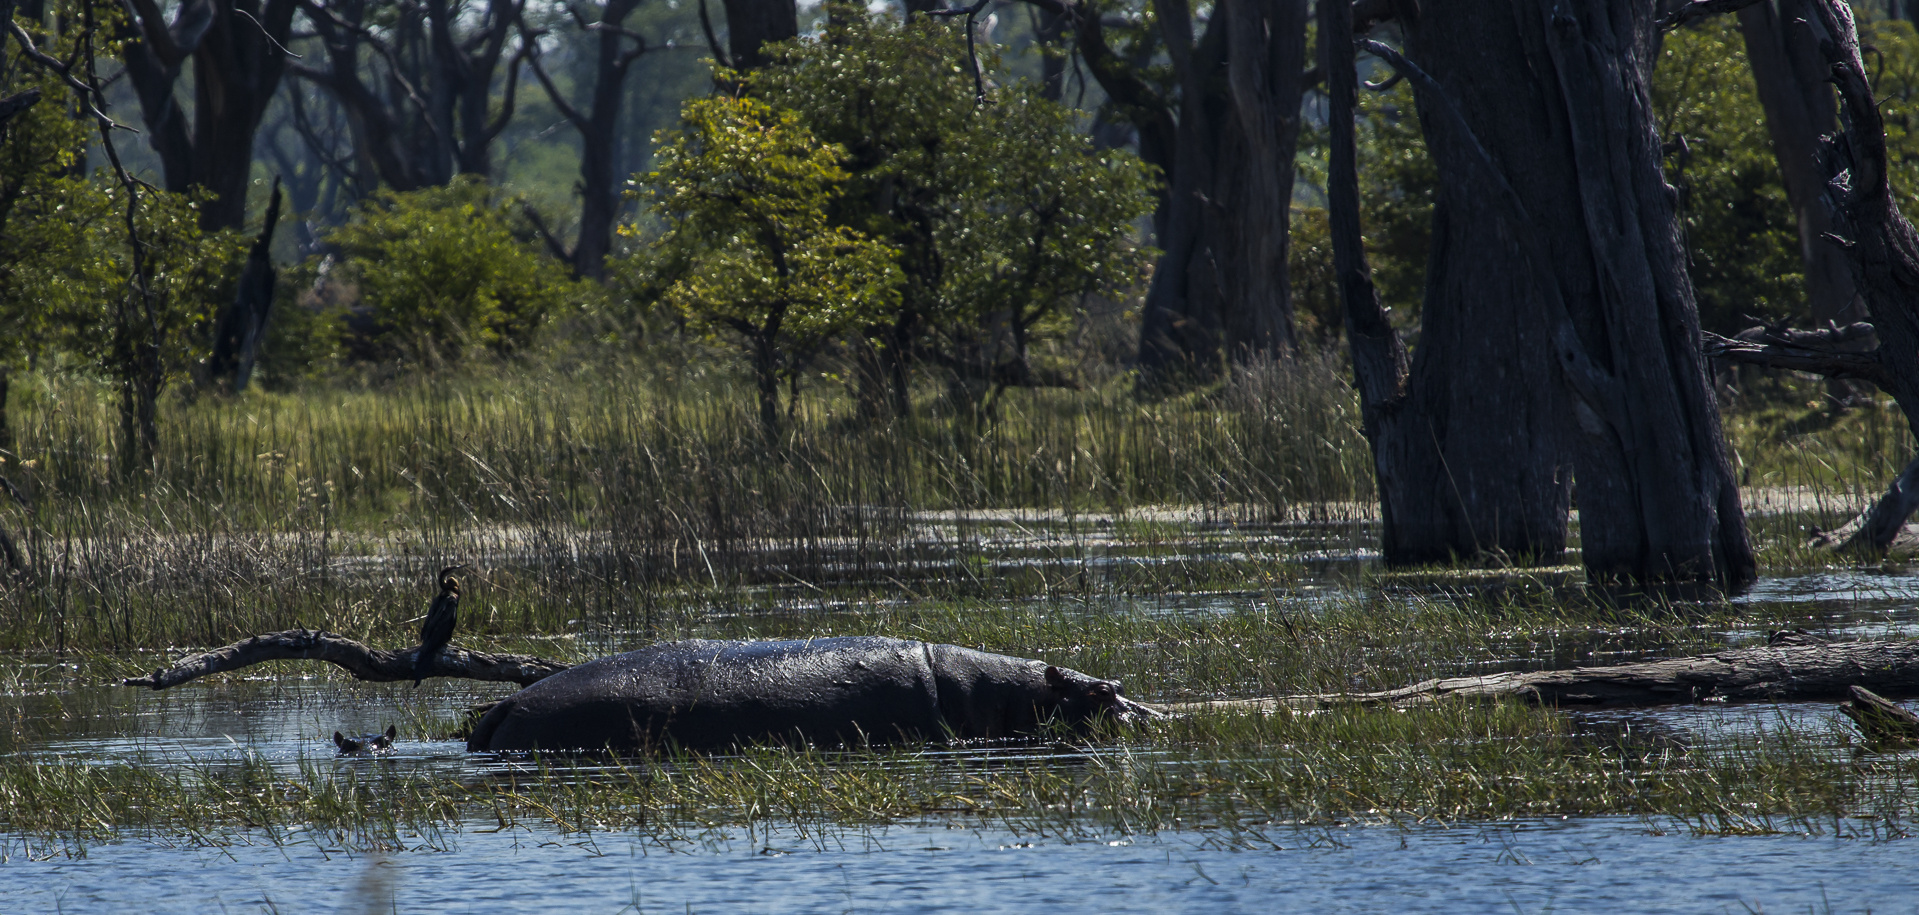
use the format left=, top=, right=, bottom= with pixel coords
left=0, top=701, right=1909, bottom=858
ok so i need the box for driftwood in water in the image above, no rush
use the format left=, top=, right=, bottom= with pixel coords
left=1840, top=685, right=1919, bottom=748
left=124, top=628, right=571, bottom=690
left=1161, top=637, right=1919, bottom=714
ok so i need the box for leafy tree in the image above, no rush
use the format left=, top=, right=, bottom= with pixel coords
left=936, top=89, right=1156, bottom=411
left=323, top=177, right=578, bottom=367
left=1654, top=18, right=1803, bottom=335
left=749, top=9, right=978, bottom=417
left=0, top=57, right=87, bottom=455
left=746, top=9, right=1157, bottom=417
left=2, top=15, right=241, bottom=470
left=635, top=95, right=901, bottom=433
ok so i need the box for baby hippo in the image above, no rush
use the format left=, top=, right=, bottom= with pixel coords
left=333, top=725, right=397, bottom=755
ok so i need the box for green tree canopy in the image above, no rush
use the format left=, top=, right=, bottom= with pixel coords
left=323, top=177, right=578, bottom=367
left=636, top=94, right=902, bottom=433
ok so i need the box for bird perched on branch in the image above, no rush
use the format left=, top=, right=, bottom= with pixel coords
left=414, top=566, right=464, bottom=687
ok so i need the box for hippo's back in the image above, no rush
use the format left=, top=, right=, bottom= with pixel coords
left=468, top=636, right=944, bottom=752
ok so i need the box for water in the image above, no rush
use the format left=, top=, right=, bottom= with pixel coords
left=2, top=819, right=1913, bottom=913
left=5, top=525, right=1919, bottom=913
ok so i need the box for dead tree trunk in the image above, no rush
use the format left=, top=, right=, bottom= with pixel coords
left=1738, top=0, right=1862, bottom=330
left=1381, top=0, right=1753, bottom=584
left=1707, top=2, right=1919, bottom=554
left=1133, top=0, right=1305, bottom=389
left=208, top=178, right=283, bottom=393
left=524, top=0, right=653, bottom=280
left=1840, top=685, right=1919, bottom=748
left=124, top=628, right=570, bottom=689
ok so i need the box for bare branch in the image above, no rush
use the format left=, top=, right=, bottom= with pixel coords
left=1660, top=0, right=1765, bottom=31
left=697, top=0, right=731, bottom=70
left=1702, top=323, right=1894, bottom=389
left=521, top=40, right=589, bottom=128
left=124, top=628, right=572, bottom=690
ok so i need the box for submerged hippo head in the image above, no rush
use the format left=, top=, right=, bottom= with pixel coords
left=1042, top=666, right=1161, bottom=730
left=333, top=724, right=397, bottom=756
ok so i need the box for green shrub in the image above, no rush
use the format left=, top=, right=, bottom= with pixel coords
left=323, top=177, right=578, bottom=367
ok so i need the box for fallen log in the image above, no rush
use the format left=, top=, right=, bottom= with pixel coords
left=1839, top=685, right=1919, bottom=748
left=125, top=628, right=572, bottom=690
left=1158, top=637, right=1919, bottom=714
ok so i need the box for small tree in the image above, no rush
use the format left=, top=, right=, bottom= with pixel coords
left=637, top=95, right=901, bottom=434
left=324, top=178, right=576, bottom=368
left=937, top=89, right=1156, bottom=411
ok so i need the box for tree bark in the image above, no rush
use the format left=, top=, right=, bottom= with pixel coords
left=1320, top=0, right=1431, bottom=566
left=293, top=0, right=525, bottom=192
left=1737, top=0, right=1862, bottom=329
left=524, top=0, right=650, bottom=279
left=1840, top=685, right=1919, bottom=748
left=719, top=0, right=797, bottom=70
left=1162, top=637, right=1919, bottom=712
left=1134, top=0, right=1304, bottom=389
left=0, top=363, right=11, bottom=459
left=1389, top=1, right=1753, bottom=584
left=124, top=628, right=571, bottom=690
left=120, top=0, right=300, bottom=231
left=208, top=178, right=283, bottom=392
left=1763, top=1, right=1919, bottom=553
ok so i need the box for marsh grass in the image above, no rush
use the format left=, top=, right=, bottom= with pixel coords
left=2, top=357, right=1916, bottom=855
left=0, top=356, right=1375, bottom=650
left=0, top=701, right=1908, bottom=857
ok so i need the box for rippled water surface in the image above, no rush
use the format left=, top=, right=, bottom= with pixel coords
left=4, top=819, right=1915, bottom=914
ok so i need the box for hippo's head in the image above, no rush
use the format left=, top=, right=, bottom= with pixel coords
left=334, top=724, right=397, bottom=756
left=1043, top=666, right=1162, bottom=730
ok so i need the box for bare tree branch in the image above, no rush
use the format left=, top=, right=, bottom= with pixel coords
left=1661, top=0, right=1765, bottom=31
left=124, top=628, right=572, bottom=690
left=1703, top=322, right=1893, bottom=388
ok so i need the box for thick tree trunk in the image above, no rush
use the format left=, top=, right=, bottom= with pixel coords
left=1134, top=0, right=1303, bottom=390
left=122, top=0, right=299, bottom=231
left=1738, top=0, right=1861, bottom=329
left=1341, top=22, right=1573, bottom=564
left=124, top=628, right=570, bottom=689
left=719, top=0, right=797, bottom=69
left=0, top=363, right=11, bottom=458
left=1320, top=0, right=1435, bottom=566
left=208, top=179, right=283, bottom=392
left=1392, top=0, right=1752, bottom=583
left=1748, top=1, right=1919, bottom=554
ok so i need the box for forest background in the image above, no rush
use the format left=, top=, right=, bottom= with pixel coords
left=2, top=0, right=1918, bottom=651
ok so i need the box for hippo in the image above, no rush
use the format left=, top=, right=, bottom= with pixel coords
left=465, top=636, right=1156, bottom=753
left=334, top=725, right=397, bottom=755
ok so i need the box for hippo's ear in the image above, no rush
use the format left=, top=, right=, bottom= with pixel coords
left=385, top=725, right=397, bottom=739
left=1045, top=666, right=1068, bottom=691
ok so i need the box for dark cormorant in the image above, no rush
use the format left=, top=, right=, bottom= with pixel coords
left=414, top=566, right=463, bottom=686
